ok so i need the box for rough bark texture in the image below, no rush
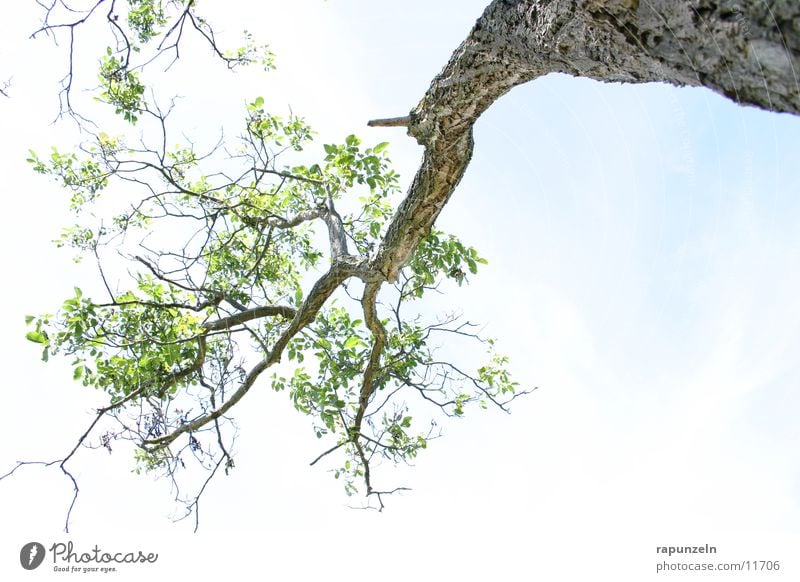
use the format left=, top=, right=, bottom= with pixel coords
left=372, top=0, right=799, bottom=282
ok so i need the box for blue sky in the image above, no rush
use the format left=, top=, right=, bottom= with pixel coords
left=1, top=1, right=799, bottom=580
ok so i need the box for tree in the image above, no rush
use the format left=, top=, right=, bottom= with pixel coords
left=2, top=0, right=798, bottom=531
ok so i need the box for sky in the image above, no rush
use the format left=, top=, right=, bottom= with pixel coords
left=1, top=1, right=799, bottom=580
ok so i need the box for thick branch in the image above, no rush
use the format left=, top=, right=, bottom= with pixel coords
left=372, top=0, right=799, bottom=282
left=322, top=196, right=350, bottom=261
left=205, top=305, right=296, bottom=331
left=352, top=282, right=387, bottom=434
left=265, top=208, right=325, bottom=229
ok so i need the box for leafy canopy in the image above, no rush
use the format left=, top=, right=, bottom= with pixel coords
left=18, top=0, right=525, bottom=520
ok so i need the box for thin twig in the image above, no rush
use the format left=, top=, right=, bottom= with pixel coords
left=367, top=115, right=411, bottom=128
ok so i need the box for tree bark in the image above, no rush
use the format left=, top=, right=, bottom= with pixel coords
left=372, top=0, right=799, bottom=282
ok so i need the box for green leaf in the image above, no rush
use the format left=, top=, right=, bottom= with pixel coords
left=26, top=331, right=47, bottom=344
left=373, top=141, right=389, bottom=154
left=344, top=336, right=363, bottom=350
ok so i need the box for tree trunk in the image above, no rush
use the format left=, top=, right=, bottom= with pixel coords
left=372, top=0, right=799, bottom=281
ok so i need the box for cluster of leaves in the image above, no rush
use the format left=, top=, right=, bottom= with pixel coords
left=127, top=0, right=168, bottom=44
left=27, top=148, right=109, bottom=209
left=407, top=231, right=488, bottom=297
left=27, top=281, right=203, bottom=398
left=98, top=51, right=146, bottom=122
left=31, top=0, right=274, bottom=121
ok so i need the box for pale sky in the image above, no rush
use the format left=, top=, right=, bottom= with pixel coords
left=1, top=1, right=799, bottom=581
